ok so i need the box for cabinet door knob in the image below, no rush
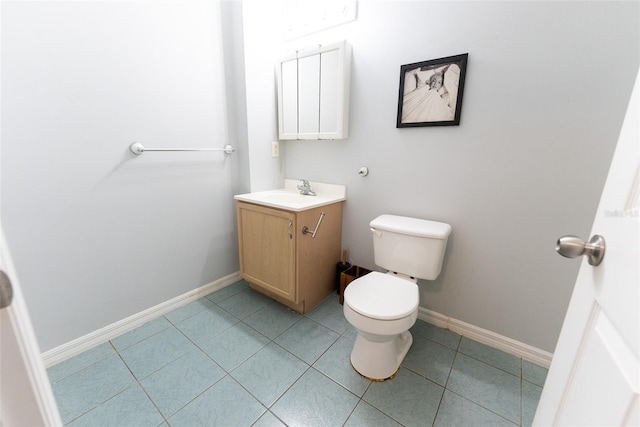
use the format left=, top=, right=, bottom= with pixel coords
left=288, top=220, right=293, bottom=239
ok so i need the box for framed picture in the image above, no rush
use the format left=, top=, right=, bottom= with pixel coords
left=396, top=53, right=468, bottom=128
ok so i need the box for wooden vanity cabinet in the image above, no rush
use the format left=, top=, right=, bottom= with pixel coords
left=236, top=200, right=344, bottom=314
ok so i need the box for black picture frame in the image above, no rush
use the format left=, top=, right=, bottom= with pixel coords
left=396, top=53, right=468, bottom=128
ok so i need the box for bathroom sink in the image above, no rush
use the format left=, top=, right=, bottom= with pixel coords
left=234, top=179, right=346, bottom=212
left=262, top=191, right=311, bottom=204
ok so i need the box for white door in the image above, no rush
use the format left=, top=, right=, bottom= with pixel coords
left=534, top=72, right=639, bottom=425
left=0, top=225, right=62, bottom=426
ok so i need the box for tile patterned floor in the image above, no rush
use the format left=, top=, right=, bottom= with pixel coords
left=47, top=280, right=548, bottom=426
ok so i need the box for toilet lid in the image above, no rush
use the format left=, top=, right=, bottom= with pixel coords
left=344, top=272, right=419, bottom=320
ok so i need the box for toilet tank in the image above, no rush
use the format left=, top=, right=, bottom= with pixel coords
left=370, top=215, right=452, bottom=280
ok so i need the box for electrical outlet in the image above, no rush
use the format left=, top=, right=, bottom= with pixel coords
left=271, top=141, right=279, bottom=157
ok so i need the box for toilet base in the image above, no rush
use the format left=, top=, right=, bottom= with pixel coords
left=350, top=360, right=399, bottom=382
left=349, top=330, right=413, bottom=381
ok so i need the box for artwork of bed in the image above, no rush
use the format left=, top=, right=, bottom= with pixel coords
left=396, top=53, right=468, bottom=128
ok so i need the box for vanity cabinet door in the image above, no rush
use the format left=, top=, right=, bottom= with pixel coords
left=237, top=203, right=296, bottom=302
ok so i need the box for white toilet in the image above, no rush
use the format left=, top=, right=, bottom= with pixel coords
left=343, top=214, right=452, bottom=381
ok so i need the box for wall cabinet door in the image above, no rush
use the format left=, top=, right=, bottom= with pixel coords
left=297, top=51, right=320, bottom=137
left=277, top=41, right=351, bottom=140
left=319, top=47, right=341, bottom=137
left=237, top=203, right=296, bottom=302
left=279, top=55, right=298, bottom=139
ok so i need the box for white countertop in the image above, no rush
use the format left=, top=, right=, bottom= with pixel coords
left=234, top=179, right=346, bottom=212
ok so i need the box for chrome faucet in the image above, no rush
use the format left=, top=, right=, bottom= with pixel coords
left=297, top=179, right=316, bottom=196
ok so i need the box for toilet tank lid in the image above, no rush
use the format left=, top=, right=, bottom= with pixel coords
left=370, top=215, right=452, bottom=239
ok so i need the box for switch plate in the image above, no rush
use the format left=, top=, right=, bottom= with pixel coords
left=271, top=141, right=279, bottom=157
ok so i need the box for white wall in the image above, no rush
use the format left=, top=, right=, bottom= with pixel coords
left=242, top=0, right=287, bottom=191
left=220, top=1, right=251, bottom=196
left=1, top=1, right=242, bottom=352
left=2, top=0, right=637, bottom=355
left=243, top=1, right=640, bottom=352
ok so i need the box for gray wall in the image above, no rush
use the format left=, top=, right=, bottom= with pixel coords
left=2, top=0, right=637, bottom=355
left=1, top=1, right=244, bottom=352
left=243, top=1, right=640, bottom=352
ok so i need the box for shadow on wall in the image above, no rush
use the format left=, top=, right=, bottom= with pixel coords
left=418, top=231, right=454, bottom=295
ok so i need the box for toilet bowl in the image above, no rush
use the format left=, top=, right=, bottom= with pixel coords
left=343, top=214, right=451, bottom=381
left=343, top=272, right=419, bottom=380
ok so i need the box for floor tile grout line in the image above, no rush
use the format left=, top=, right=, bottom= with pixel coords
left=411, top=343, right=524, bottom=427
left=211, top=290, right=398, bottom=424
left=167, top=296, right=309, bottom=376
left=111, top=316, right=178, bottom=354
left=521, top=376, right=525, bottom=427
left=52, top=284, right=547, bottom=427
left=211, top=292, right=362, bottom=423
left=340, top=397, right=362, bottom=427
left=160, top=373, right=231, bottom=425
left=47, top=348, right=113, bottom=385
left=257, top=364, right=314, bottom=417
left=454, top=349, right=524, bottom=425
left=62, top=382, right=137, bottom=426
left=127, top=322, right=238, bottom=424
left=56, top=343, right=140, bottom=425
left=239, top=308, right=303, bottom=342
left=144, top=321, right=254, bottom=424
left=125, top=336, right=197, bottom=382
left=303, top=336, right=395, bottom=425
left=443, top=387, right=521, bottom=426
left=426, top=338, right=458, bottom=427
left=110, top=339, right=172, bottom=426
left=454, top=349, right=524, bottom=380
left=161, top=298, right=315, bottom=422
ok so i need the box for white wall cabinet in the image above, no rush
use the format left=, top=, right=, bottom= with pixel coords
left=277, top=41, right=351, bottom=140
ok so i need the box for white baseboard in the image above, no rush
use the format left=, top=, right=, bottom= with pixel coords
left=41, top=272, right=242, bottom=367
left=418, top=307, right=553, bottom=368
left=42, top=275, right=553, bottom=370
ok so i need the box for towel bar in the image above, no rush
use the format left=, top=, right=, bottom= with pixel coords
left=129, top=142, right=235, bottom=155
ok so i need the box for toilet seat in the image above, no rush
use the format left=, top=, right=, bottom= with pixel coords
left=344, top=272, right=419, bottom=320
